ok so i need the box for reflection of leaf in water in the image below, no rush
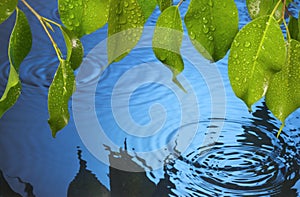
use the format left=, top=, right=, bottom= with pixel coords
left=0, top=169, right=22, bottom=197
left=67, top=147, right=110, bottom=197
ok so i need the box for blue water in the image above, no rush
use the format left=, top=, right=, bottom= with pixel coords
left=0, top=0, right=300, bottom=196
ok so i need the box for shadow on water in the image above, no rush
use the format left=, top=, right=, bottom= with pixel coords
left=0, top=169, right=35, bottom=197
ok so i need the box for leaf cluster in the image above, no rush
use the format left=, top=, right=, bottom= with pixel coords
left=0, top=0, right=299, bottom=137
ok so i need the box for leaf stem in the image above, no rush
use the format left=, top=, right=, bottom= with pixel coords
left=43, top=17, right=62, bottom=28
left=20, top=0, right=63, bottom=61
left=283, top=19, right=291, bottom=41
left=281, top=0, right=286, bottom=19
left=276, top=124, right=285, bottom=138
left=177, top=0, right=185, bottom=7
left=271, top=0, right=283, bottom=17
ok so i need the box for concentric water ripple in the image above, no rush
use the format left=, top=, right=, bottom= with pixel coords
left=162, top=113, right=300, bottom=196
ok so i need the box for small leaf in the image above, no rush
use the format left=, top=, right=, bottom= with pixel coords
left=58, top=0, right=109, bottom=37
left=228, top=15, right=286, bottom=110
left=184, top=0, right=239, bottom=61
left=48, top=60, right=75, bottom=137
left=137, top=0, right=157, bottom=20
left=153, top=6, right=185, bottom=91
left=0, top=8, right=32, bottom=118
left=60, top=26, right=84, bottom=70
left=288, top=16, right=300, bottom=41
left=0, top=0, right=18, bottom=24
left=246, top=0, right=289, bottom=20
left=107, top=0, right=145, bottom=64
left=266, top=39, right=300, bottom=136
left=156, top=0, right=172, bottom=12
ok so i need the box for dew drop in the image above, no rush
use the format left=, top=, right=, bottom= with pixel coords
left=202, top=17, right=208, bottom=24
left=203, top=25, right=209, bottom=34
left=235, top=77, right=240, bottom=81
left=244, top=41, right=251, bottom=48
left=208, top=36, right=213, bottom=41
left=124, top=1, right=129, bottom=7
left=210, top=26, right=216, bottom=32
left=234, top=41, right=240, bottom=47
left=233, top=51, right=238, bottom=58
left=189, top=31, right=196, bottom=39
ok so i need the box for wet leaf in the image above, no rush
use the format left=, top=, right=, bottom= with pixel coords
left=246, top=0, right=288, bottom=20
left=288, top=15, right=300, bottom=41
left=153, top=6, right=185, bottom=91
left=266, top=39, right=300, bottom=136
left=58, top=0, right=109, bottom=37
left=0, top=0, right=18, bottom=24
left=0, top=8, right=32, bottom=118
left=48, top=60, right=75, bottom=137
left=60, top=26, right=84, bottom=70
left=228, top=15, right=286, bottom=110
left=184, top=0, right=239, bottom=61
left=157, top=0, right=172, bottom=12
left=107, top=0, right=145, bottom=64
left=137, top=0, right=157, bottom=20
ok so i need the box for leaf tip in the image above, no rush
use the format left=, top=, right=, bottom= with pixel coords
left=276, top=123, right=285, bottom=138
left=173, top=77, right=187, bottom=93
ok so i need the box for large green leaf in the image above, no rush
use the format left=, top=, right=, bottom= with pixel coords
left=48, top=27, right=81, bottom=136
left=0, top=8, right=32, bottom=118
left=107, top=0, right=145, bottom=64
left=58, top=0, right=109, bottom=38
left=153, top=6, right=185, bottom=91
left=228, top=15, right=286, bottom=110
left=184, top=0, right=239, bottom=61
left=60, top=26, right=84, bottom=70
left=246, top=0, right=288, bottom=20
left=48, top=60, right=75, bottom=137
left=156, top=0, right=172, bottom=12
left=0, top=0, right=18, bottom=24
left=137, top=0, right=157, bottom=20
left=266, top=39, right=300, bottom=136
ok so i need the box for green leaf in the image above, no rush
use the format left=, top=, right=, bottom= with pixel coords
left=137, top=0, right=157, bottom=20
left=153, top=6, right=185, bottom=91
left=0, top=0, right=18, bottom=24
left=266, top=39, right=300, bottom=136
left=228, top=15, right=286, bottom=110
left=246, top=0, right=287, bottom=20
left=48, top=60, right=75, bottom=137
left=0, top=8, right=32, bottom=118
left=58, top=0, right=109, bottom=38
left=288, top=16, right=300, bottom=41
left=156, top=0, right=172, bottom=12
left=184, top=0, right=239, bottom=62
left=107, top=0, right=145, bottom=64
left=60, top=26, right=84, bottom=70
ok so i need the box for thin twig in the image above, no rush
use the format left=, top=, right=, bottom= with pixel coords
left=177, top=0, right=184, bottom=7
left=21, top=0, right=62, bottom=60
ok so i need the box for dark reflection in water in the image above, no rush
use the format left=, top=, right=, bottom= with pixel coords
left=0, top=169, right=35, bottom=197
left=67, top=147, right=109, bottom=197
left=0, top=170, right=22, bottom=197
